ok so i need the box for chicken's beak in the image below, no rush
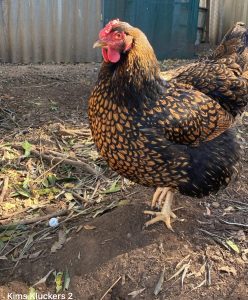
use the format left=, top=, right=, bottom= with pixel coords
left=93, top=40, right=107, bottom=48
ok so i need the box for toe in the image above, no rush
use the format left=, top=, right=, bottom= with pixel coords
left=145, top=215, right=164, bottom=227
left=144, top=210, right=159, bottom=216
left=164, top=217, right=174, bottom=232
left=170, top=211, right=177, bottom=219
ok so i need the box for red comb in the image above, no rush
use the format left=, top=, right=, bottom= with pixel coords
left=99, top=19, right=120, bottom=38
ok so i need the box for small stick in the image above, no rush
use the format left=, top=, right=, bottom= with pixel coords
left=205, top=260, right=212, bottom=286
left=45, top=149, right=88, bottom=162
left=181, top=260, right=191, bottom=289
left=55, top=183, right=85, bottom=204
left=226, top=199, right=248, bottom=207
left=89, top=181, right=101, bottom=201
left=34, top=157, right=67, bottom=183
left=4, top=209, right=69, bottom=226
left=175, top=254, right=190, bottom=270
left=12, top=144, right=103, bottom=178
left=0, top=176, right=9, bottom=202
left=218, top=218, right=248, bottom=228
left=0, top=107, right=19, bottom=127
left=100, top=276, right=121, bottom=300
left=0, top=201, right=51, bottom=222
left=198, top=228, right=223, bottom=238
left=167, top=263, right=189, bottom=282
left=189, top=279, right=206, bottom=292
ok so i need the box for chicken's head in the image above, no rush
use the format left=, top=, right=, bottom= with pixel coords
left=93, top=19, right=133, bottom=63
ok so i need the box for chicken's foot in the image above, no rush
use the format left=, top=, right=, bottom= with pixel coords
left=144, top=189, right=177, bottom=231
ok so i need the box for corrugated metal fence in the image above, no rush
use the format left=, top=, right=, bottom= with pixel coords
left=2, top=0, right=248, bottom=62
left=209, top=0, right=248, bottom=45
left=0, top=0, right=200, bottom=63
left=0, top=0, right=102, bottom=63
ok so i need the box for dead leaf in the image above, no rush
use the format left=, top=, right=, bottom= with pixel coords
left=218, top=266, right=237, bottom=276
left=101, top=181, right=121, bottom=194
left=64, top=192, right=74, bottom=201
left=83, top=224, right=96, bottom=230
left=33, top=269, right=54, bottom=287
left=29, top=250, right=43, bottom=259
left=118, top=199, right=130, bottom=206
left=54, top=271, right=63, bottom=293
left=224, top=206, right=235, bottom=212
left=226, top=240, right=240, bottom=253
left=154, top=266, right=165, bottom=296
left=51, top=230, right=66, bottom=253
left=205, top=207, right=211, bottom=216
left=128, top=288, right=146, bottom=298
left=63, top=269, right=70, bottom=290
left=76, top=224, right=84, bottom=233
left=27, top=287, right=36, bottom=300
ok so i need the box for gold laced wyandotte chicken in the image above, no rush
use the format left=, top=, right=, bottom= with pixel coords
left=88, top=19, right=248, bottom=230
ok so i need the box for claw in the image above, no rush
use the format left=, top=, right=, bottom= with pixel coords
left=145, top=189, right=176, bottom=231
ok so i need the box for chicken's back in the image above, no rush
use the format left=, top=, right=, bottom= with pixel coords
left=161, top=22, right=248, bottom=117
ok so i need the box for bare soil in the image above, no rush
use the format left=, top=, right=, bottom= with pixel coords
left=0, top=63, right=247, bottom=300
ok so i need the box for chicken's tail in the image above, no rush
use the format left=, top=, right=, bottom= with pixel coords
left=177, top=129, right=241, bottom=198
left=209, top=22, right=248, bottom=60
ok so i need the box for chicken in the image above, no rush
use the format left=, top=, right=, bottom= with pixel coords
left=88, top=19, right=240, bottom=230
left=161, top=22, right=248, bottom=117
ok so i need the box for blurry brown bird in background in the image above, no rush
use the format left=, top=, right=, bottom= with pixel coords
left=162, top=22, right=248, bottom=118
left=88, top=20, right=247, bottom=230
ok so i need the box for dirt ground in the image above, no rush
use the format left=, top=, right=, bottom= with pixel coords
left=0, top=62, right=247, bottom=300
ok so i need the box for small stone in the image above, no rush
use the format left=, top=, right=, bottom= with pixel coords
left=212, top=201, right=220, bottom=208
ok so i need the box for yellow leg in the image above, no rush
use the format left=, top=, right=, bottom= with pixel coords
left=151, top=187, right=171, bottom=208
left=144, top=189, right=177, bottom=231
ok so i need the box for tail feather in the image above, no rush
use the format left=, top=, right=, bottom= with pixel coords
left=209, top=22, right=247, bottom=60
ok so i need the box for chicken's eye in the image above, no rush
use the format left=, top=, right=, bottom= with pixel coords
left=114, top=32, right=122, bottom=39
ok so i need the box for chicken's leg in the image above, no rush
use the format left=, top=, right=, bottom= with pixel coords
left=144, top=189, right=177, bottom=231
left=151, top=187, right=171, bottom=208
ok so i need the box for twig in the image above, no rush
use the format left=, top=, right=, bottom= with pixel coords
left=0, top=107, right=19, bottom=127
left=198, top=228, right=223, bottom=239
left=2, top=226, right=53, bottom=257
left=167, top=262, right=190, bottom=282
left=205, top=260, right=212, bottom=286
left=4, top=209, right=69, bottom=226
left=175, top=254, right=190, bottom=270
left=34, top=158, right=66, bottom=183
left=181, top=260, right=191, bottom=289
left=198, top=228, right=230, bottom=250
left=226, top=199, right=248, bottom=207
left=0, top=201, right=51, bottom=222
left=100, top=276, right=121, bottom=300
left=12, top=144, right=104, bottom=178
left=55, top=183, right=85, bottom=204
left=45, top=149, right=88, bottom=162
left=0, top=176, right=9, bottom=202
left=189, top=279, right=207, bottom=292
left=89, top=181, right=101, bottom=201
left=218, top=218, right=248, bottom=228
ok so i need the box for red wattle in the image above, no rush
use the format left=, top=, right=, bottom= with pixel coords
left=101, top=47, right=121, bottom=63
left=107, top=47, right=121, bottom=63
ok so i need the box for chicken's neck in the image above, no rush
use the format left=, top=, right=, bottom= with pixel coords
left=98, top=42, right=165, bottom=108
